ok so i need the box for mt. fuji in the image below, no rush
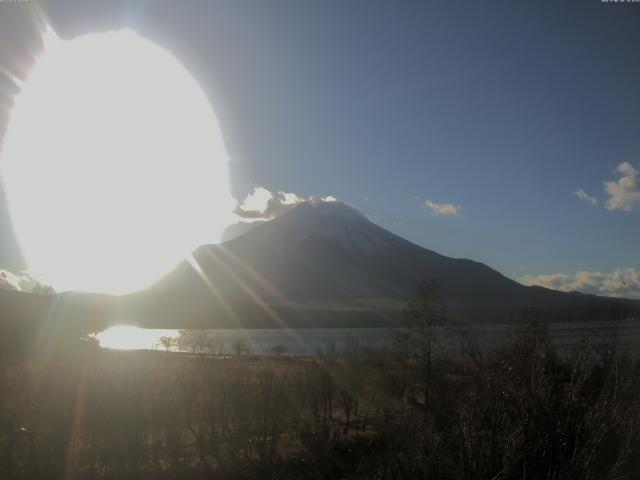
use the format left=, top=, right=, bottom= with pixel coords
left=151, top=201, right=639, bottom=328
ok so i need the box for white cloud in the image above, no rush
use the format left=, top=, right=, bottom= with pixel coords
left=424, top=199, right=461, bottom=216
left=233, top=186, right=304, bottom=220
left=618, top=162, right=638, bottom=177
left=238, top=187, right=274, bottom=212
left=604, top=162, right=640, bottom=211
left=233, top=187, right=338, bottom=220
left=574, top=189, right=598, bottom=206
left=0, top=269, right=30, bottom=291
left=519, top=267, right=640, bottom=299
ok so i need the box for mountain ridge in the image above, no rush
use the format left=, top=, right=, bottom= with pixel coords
left=1, top=200, right=638, bottom=347
left=153, top=200, right=640, bottom=326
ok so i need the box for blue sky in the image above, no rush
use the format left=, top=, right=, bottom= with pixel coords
left=0, top=0, right=639, bottom=295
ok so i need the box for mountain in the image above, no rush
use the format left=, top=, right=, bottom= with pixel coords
left=1, top=200, right=638, bottom=347
left=221, top=220, right=266, bottom=242
left=152, top=201, right=640, bottom=328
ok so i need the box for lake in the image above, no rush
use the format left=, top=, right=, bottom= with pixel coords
left=96, top=320, right=640, bottom=355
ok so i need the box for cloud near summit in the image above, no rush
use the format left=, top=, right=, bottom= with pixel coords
left=233, top=186, right=337, bottom=220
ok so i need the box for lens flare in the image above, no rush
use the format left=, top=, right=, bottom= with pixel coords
left=0, top=30, right=234, bottom=294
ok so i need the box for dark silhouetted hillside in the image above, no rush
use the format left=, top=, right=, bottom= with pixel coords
left=154, top=201, right=640, bottom=327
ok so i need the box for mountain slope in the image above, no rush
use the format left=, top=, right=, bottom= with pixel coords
left=154, top=201, right=640, bottom=327
left=1, top=200, right=638, bottom=347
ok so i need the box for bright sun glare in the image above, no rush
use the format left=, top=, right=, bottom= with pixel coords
left=96, top=326, right=178, bottom=351
left=0, top=29, right=234, bottom=294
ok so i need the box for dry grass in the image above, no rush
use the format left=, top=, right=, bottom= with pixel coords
left=1, top=314, right=640, bottom=479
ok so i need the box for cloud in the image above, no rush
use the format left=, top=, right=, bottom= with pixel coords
left=424, top=200, right=460, bottom=216
left=574, top=189, right=598, bottom=206
left=519, top=267, right=640, bottom=299
left=234, top=187, right=304, bottom=220
left=604, top=162, right=640, bottom=211
left=233, top=186, right=338, bottom=220
left=0, top=269, right=29, bottom=291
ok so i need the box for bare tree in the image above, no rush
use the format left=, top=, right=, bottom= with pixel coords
left=176, top=330, right=209, bottom=354
left=392, top=280, right=447, bottom=412
left=157, top=336, right=176, bottom=352
left=232, top=337, right=250, bottom=357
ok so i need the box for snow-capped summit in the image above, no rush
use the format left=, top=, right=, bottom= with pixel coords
left=248, top=200, right=401, bottom=252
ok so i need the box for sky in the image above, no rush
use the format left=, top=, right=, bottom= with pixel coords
left=0, top=0, right=639, bottom=297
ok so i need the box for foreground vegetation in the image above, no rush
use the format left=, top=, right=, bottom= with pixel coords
left=1, top=289, right=640, bottom=479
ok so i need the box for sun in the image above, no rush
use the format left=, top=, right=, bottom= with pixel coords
left=0, top=29, right=234, bottom=294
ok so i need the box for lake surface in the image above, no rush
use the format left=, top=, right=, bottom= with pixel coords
left=96, top=320, right=640, bottom=355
